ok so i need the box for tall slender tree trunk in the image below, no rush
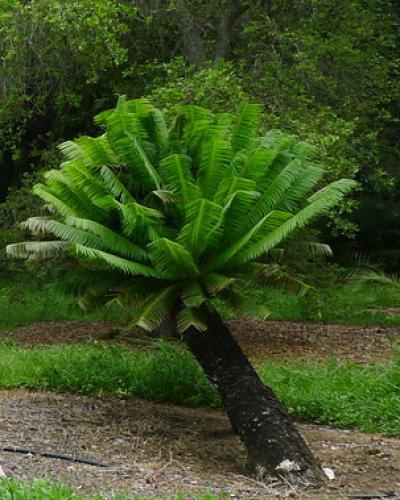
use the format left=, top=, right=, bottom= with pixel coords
left=184, top=308, right=325, bottom=486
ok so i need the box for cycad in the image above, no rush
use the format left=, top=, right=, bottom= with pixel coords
left=7, top=97, right=355, bottom=485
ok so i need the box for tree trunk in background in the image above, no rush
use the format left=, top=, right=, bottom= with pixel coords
left=170, top=0, right=206, bottom=67
left=184, top=308, right=325, bottom=486
left=215, top=0, right=250, bottom=61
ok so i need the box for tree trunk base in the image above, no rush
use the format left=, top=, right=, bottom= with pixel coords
left=184, top=308, right=325, bottom=487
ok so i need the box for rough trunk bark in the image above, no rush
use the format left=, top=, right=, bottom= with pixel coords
left=184, top=307, right=325, bottom=486
left=170, top=0, right=206, bottom=67
left=215, top=0, right=250, bottom=61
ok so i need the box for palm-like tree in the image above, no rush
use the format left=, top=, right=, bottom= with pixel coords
left=7, top=98, right=355, bottom=485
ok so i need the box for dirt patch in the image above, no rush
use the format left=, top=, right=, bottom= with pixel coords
left=0, top=389, right=399, bottom=498
left=231, top=320, right=400, bottom=363
left=2, top=319, right=399, bottom=363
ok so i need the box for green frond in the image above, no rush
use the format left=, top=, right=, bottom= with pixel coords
left=117, top=278, right=166, bottom=306
left=41, top=220, right=109, bottom=250
left=6, top=241, right=67, bottom=260
left=65, top=216, right=148, bottom=262
left=213, top=174, right=256, bottom=205
left=40, top=176, right=106, bottom=221
left=112, top=199, right=164, bottom=238
left=198, top=139, right=233, bottom=199
left=206, top=211, right=290, bottom=271
left=184, top=119, right=213, bottom=157
left=148, top=238, right=199, bottom=278
left=55, top=160, right=109, bottom=201
left=287, top=240, right=333, bottom=257
left=145, top=108, right=168, bottom=155
left=224, top=289, right=270, bottom=320
left=74, top=244, right=159, bottom=278
left=240, top=149, right=278, bottom=181
left=99, top=166, right=133, bottom=202
left=291, top=141, right=317, bottom=161
left=244, top=159, right=305, bottom=230
left=159, top=154, right=200, bottom=205
left=130, top=285, right=178, bottom=331
left=57, top=268, right=122, bottom=300
left=109, top=134, right=161, bottom=190
left=33, top=184, right=74, bottom=217
left=248, top=263, right=312, bottom=296
left=177, top=307, right=207, bottom=334
left=21, top=217, right=52, bottom=234
left=221, top=189, right=261, bottom=234
left=125, top=97, right=154, bottom=115
left=260, top=129, right=295, bottom=151
left=275, top=164, right=324, bottom=212
left=101, top=105, right=147, bottom=141
left=178, top=104, right=212, bottom=123
left=308, top=178, right=358, bottom=204
left=151, top=190, right=178, bottom=204
left=58, top=140, right=90, bottom=162
left=181, top=280, right=206, bottom=307
left=203, top=273, right=235, bottom=294
left=231, top=104, right=263, bottom=152
left=235, top=179, right=357, bottom=265
left=74, top=135, right=117, bottom=167
left=178, top=198, right=224, bottom=256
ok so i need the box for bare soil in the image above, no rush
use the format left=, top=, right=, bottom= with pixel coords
left=2, top=318, right=399, bottom=363
left=1, top=389, right=400, bottom=498
left=1, top=320, right=400, bottom=497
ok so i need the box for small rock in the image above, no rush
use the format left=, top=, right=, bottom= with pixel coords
left=275, top=459, right=301, bottom=472
left=0, top=466, right=6, bottom=477
left=323, top=467, right=335, bottom=480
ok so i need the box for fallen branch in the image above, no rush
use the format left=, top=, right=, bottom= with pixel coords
left=2, top=446, right=110, bottom=468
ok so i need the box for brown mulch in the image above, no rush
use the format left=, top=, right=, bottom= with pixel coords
left=1, top=390, right=400, bottom=498
left=2, top=319, right=399, bottom=363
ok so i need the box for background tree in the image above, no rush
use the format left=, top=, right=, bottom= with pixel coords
left=7, top=99, right=355, bottom=484
left=1, top=0, right=398, bottom=271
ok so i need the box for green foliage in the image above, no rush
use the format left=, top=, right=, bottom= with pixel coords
left=0, top=477, right=222, bottom=499
left=239, top=0, right=399, bottom=236
left=0, top=275, right=120, bottom=332
left=0, top=341, right=220, bottom=406
left=0, top=478, right=79, bottom=500
left=1, top=272, right=399, bottom=334
left=7, top=99, right=355, bottom=332
left=147, top=59, right=249, bottom=115
left=1, top=340, right=399, bottom=435
left=259, top=356, right=400, bottom=435
left=0, top=0, right=137, bottom=203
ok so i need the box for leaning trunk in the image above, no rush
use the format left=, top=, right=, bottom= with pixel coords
left=184, top=308, right=325, bottom=486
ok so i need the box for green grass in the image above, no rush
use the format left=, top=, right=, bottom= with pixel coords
left=0, top=478, right=80, bottom=500
left=1, top=274, right=399, bottom=333
left=0, top=277, right=120, bottom=332
left=0, top=478, right=222, bottom=499
left=263, top=281, right=400, bottom=325
left=0, top=340, right=399, bottom=435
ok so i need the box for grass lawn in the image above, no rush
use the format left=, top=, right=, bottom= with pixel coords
left=0, top=340, right=399, bottom=435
